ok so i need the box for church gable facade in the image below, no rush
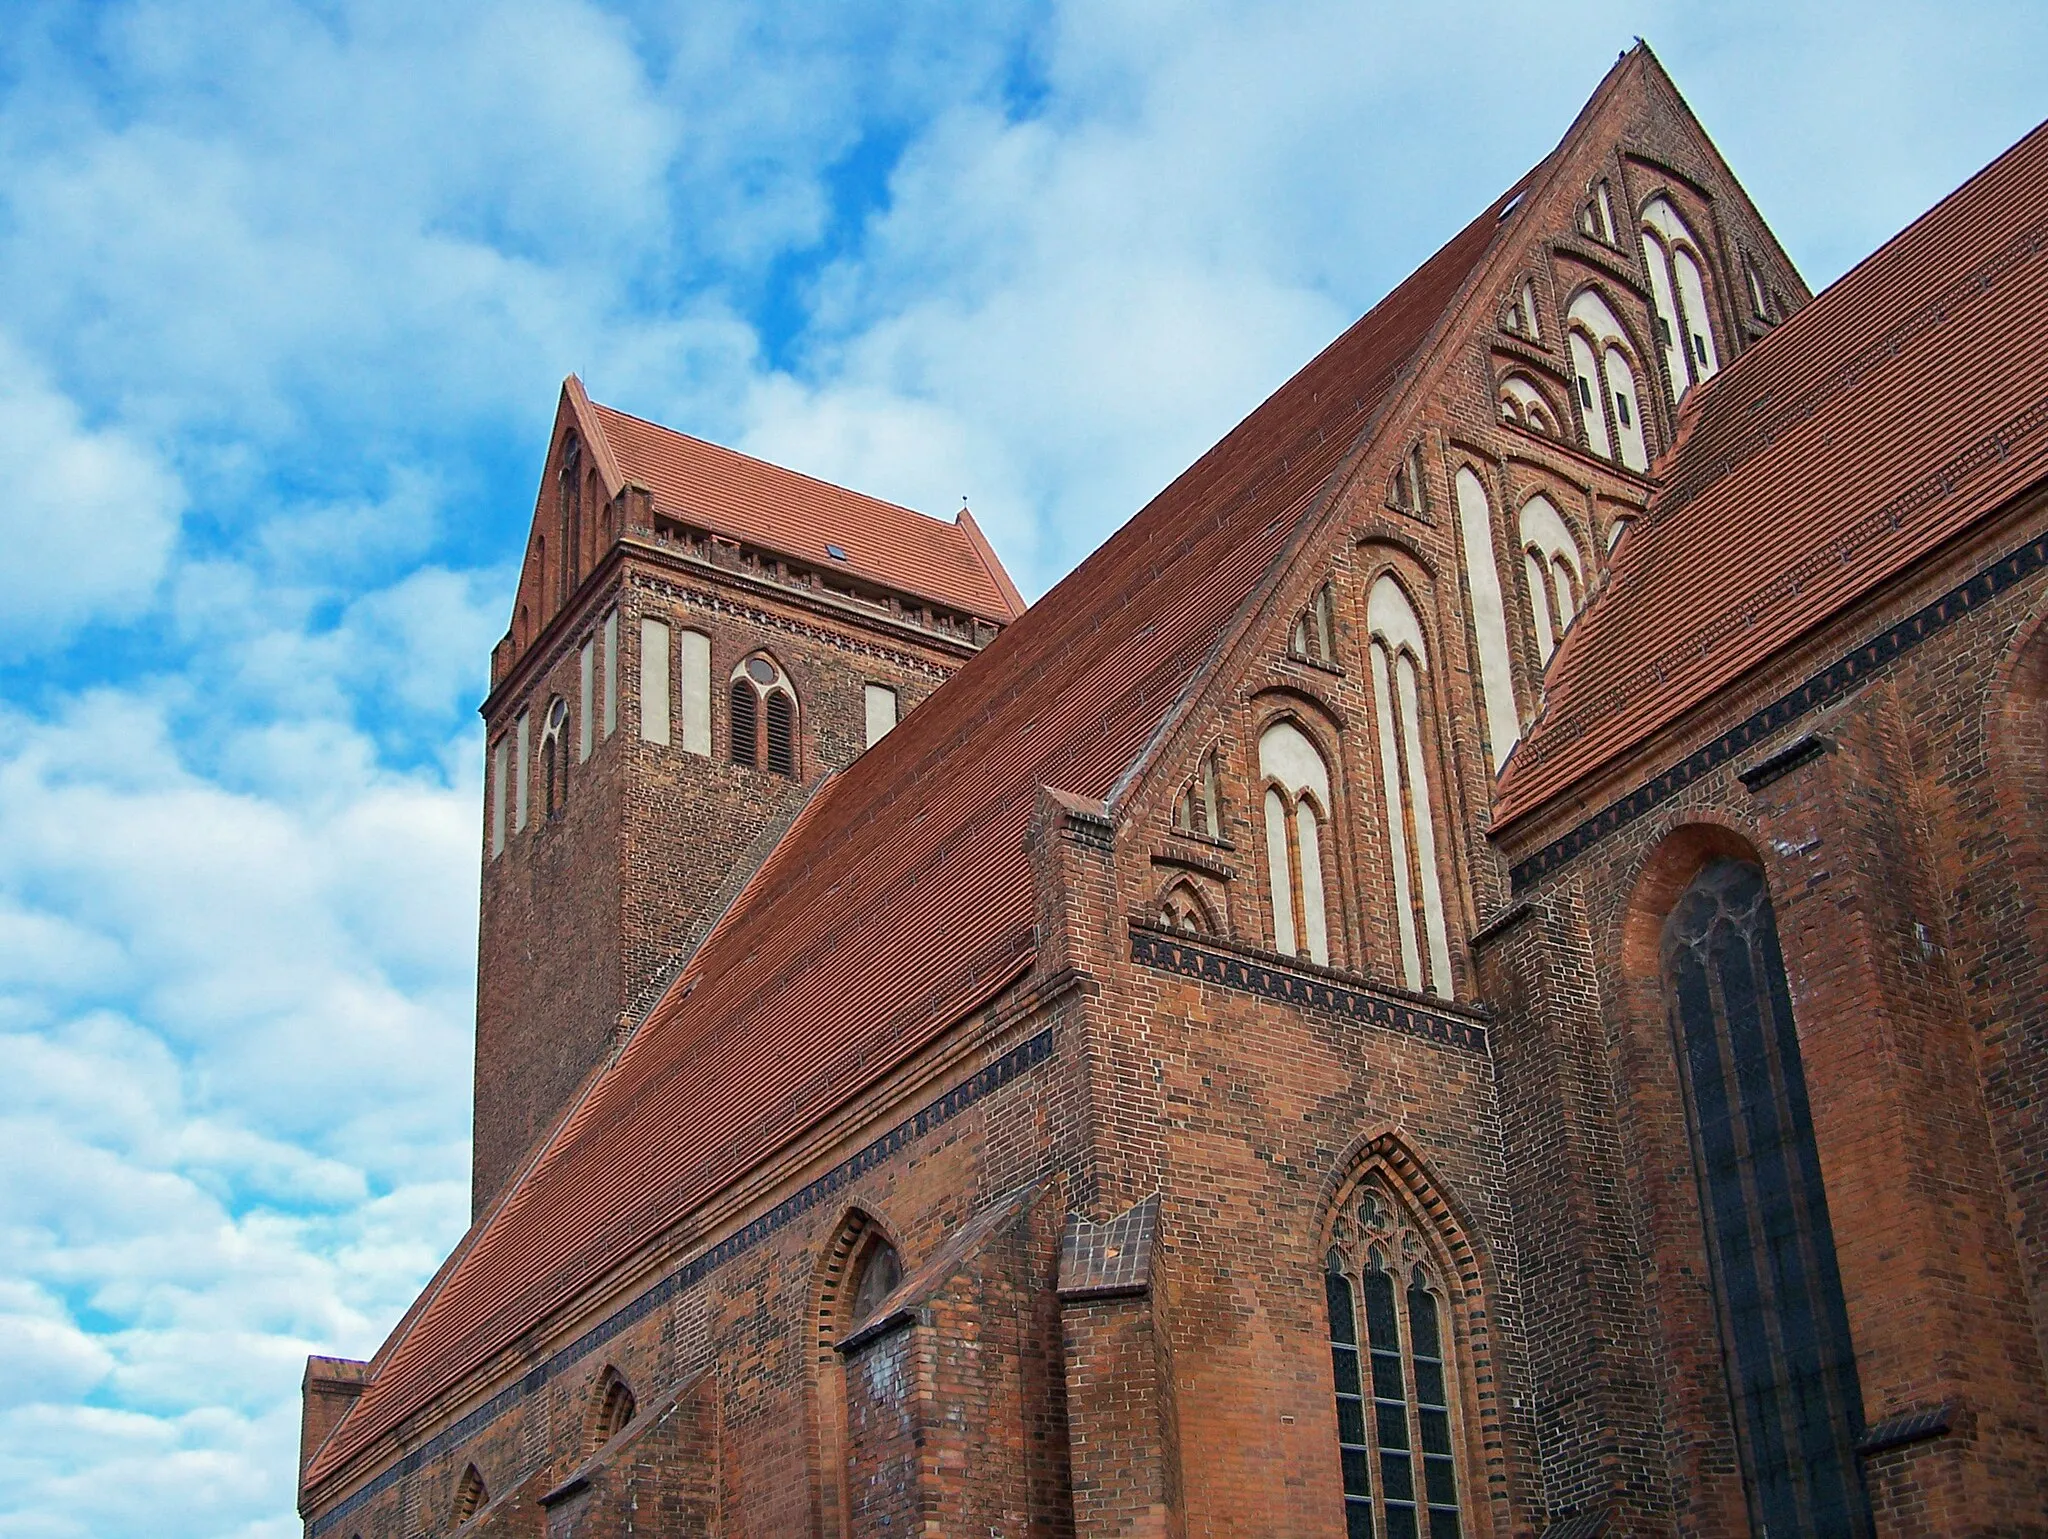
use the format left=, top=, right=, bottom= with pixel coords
left=299, top=46, right=2048, bottom=1539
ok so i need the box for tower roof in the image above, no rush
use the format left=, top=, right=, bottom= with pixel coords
left=575, top=381, right=1024, bottom=624
left=305, top=159, right=1523, bottom=1495
left=1494, top=115, right=2048, bottom=827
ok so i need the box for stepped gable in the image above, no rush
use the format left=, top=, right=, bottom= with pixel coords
left=1495, top=118, right=2048, bottom=828
left=305, top=174, right=1521, bottom=1492
left=586, top=396, right=1024, bottom=624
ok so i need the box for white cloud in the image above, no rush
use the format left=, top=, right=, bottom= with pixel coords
left=0, top=336, right=184, bottom=645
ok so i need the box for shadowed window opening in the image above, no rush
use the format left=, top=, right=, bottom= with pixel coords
left=1662, top=859, right=1872, bottom=1537
left=589, top=1368, right=636, bottom=1451
left=453, top=1464, right=487, bottom=1522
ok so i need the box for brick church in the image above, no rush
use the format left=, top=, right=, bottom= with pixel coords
left=297, top=46, right=2048, bottom=1538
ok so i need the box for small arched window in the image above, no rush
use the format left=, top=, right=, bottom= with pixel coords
left=1640, top=196, right=1721, bottom=400
left=1172, top=748, right=1224, bottom=839
left=453, top=1464, right=487, bottom=1522
left=730, top=654, right=798, bottom=776
left=1158, top=880, right=1215, bottom=934
left=1325, top=1181, right=1469, bottom=1539
left=589, top=1367, right=636, bottom=1451
left=1290, top=583, right=1337, bottom=665
left=1518, top=497, right=1583, bottom=665
left=1259, top=720, right=1333, bottom=966
left=1567, top=292, right=1649, bottom=472
left=1388, top=445, right=1429, bottom=516
left=539, top=696, right=570, bottom=820
left=1496, top=375, right=1556, bottom=437
left=557, top=434, right=582, bottom=606
left=1367, top=578, right=1452, bottom=998
left=1501, top=276, right=1541, bottom=341
left=849, top=1235, right=902, bottom=1326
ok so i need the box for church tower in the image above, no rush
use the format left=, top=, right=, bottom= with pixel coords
left=471, top=379, right=1023, bottom=1213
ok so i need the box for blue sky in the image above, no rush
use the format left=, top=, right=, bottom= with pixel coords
left=0, top=3, right=2040, bottom=1534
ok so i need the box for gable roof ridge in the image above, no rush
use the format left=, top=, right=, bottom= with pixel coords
left=561, top=375, right=629, bottom=496
left=955, top=504, right=1028, bottom=618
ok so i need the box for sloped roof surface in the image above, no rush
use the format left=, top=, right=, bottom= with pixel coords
left=588, top=400, right=1024, bottom=623
left=308, top=183, right=1518, bottom=1490
left=1495, top=119, right=2048, bottom=825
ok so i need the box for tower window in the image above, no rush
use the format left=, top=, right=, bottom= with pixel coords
left=679, top=630, right=712, bottom=756
left=578, top=638, right=595, bottom=763
left=490, top=736, right=508, bottom=858
left=639, top=618, right=671, bottom=746
left=730, top=653, right=799, bottom=777
left=540, top=696, right=570, bottom=820
left=514, top=709, right=530, bottom=832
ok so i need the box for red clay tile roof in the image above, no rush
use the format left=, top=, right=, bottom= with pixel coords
left=1494, top=119, right=2048, bottom=828
left=306, top=182, right=1520, bottom=1493
left=584, top=395, right=1023, bottom=623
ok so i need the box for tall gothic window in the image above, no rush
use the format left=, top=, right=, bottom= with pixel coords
left=730, top=653, right=798, bottom=776
left=1662, top=859, right=1872, bottom=1537
left=1453, top=469, right=1519, bottom=774
left=1566, top=291, right=1650, bottom=472
left=1325, top=1180, right=1467, bottom=1539
left=1259, top=720, right=1333, bottom=965
left=1367, top=578, right=1452, bottom=998
left=557, top=433, right=582, bottom=607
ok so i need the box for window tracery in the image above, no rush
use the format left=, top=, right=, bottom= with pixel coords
left=730, top=653, right=798, bottom=776
left=1259, top=720, right=1333, bottom=965
left=1367, top=578, right=1453, bottom=998
left=539, top=696, right=569, bottom=820
left=1325, top=1179, right=1467, bottom=1539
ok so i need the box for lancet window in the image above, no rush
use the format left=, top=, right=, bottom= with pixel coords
left=1290, top=583, right=1337, bottom=665
left=1660, top=859, right=1871, bottom=1534
left=453, top=1464, right=487, bottom=1522
left=540, top=696, right=569, bottom=820
left=1173, top=748, right=1224, bottom=839
left=557, top=433, right=582, bottom=607
left=1567, top=291, right=1650, bottom=472
left=1258, top=720, right=1333, bottom=966
left=730, top=653, right=798, bottom=776
left=1157, top=880, right=1214, bottom=934
left=1367, top=578, right=1452, bottom=998
left=1388, top=445, right=1430, bottom=516
left=588, top=1367, right=637, bottom=1451
left=1452, top=469, right=1520, bottom=774
left=1518, top=496, right=1583, bottom=665
left=1325, top=1179, right=1467, bottom=1539
left=1639, top=196, right=1721, bottom=400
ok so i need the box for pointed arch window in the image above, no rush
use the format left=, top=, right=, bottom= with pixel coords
left=538, top=697, right=569, bottom=820
left=1172, top=748, right=1224, bottom=839
left=1661, top=859, right=1872, bottom=1535
left=589, top=1367, right=637, bottom=1451
left=1640, top=197, right=1722, bottom=400
left=1495, top=375, right=1556, bottom=437
left=849, top=1234, right=902, bottom=1327
left=1453, top=469, right=1520, bottom=775
left=1367, top=578, right=1452, bottom=998
left=1157, top=880, right=1215, bottom=934
left=1518, top=496, right=1583, bottom=665
left=453, top=1464, right=487, bottom=1522
left=1325, top=1180, right=1469, bottom=1539
left=1258, top=721, right=1333, bottom=966
left=1290, top=583, right=1337, bottom=665
left=1388, top=445, right=1429, bottom=516
left=730, top=653, right=798, bottom=776
left=1567, top=292, right=1649, bottom=472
